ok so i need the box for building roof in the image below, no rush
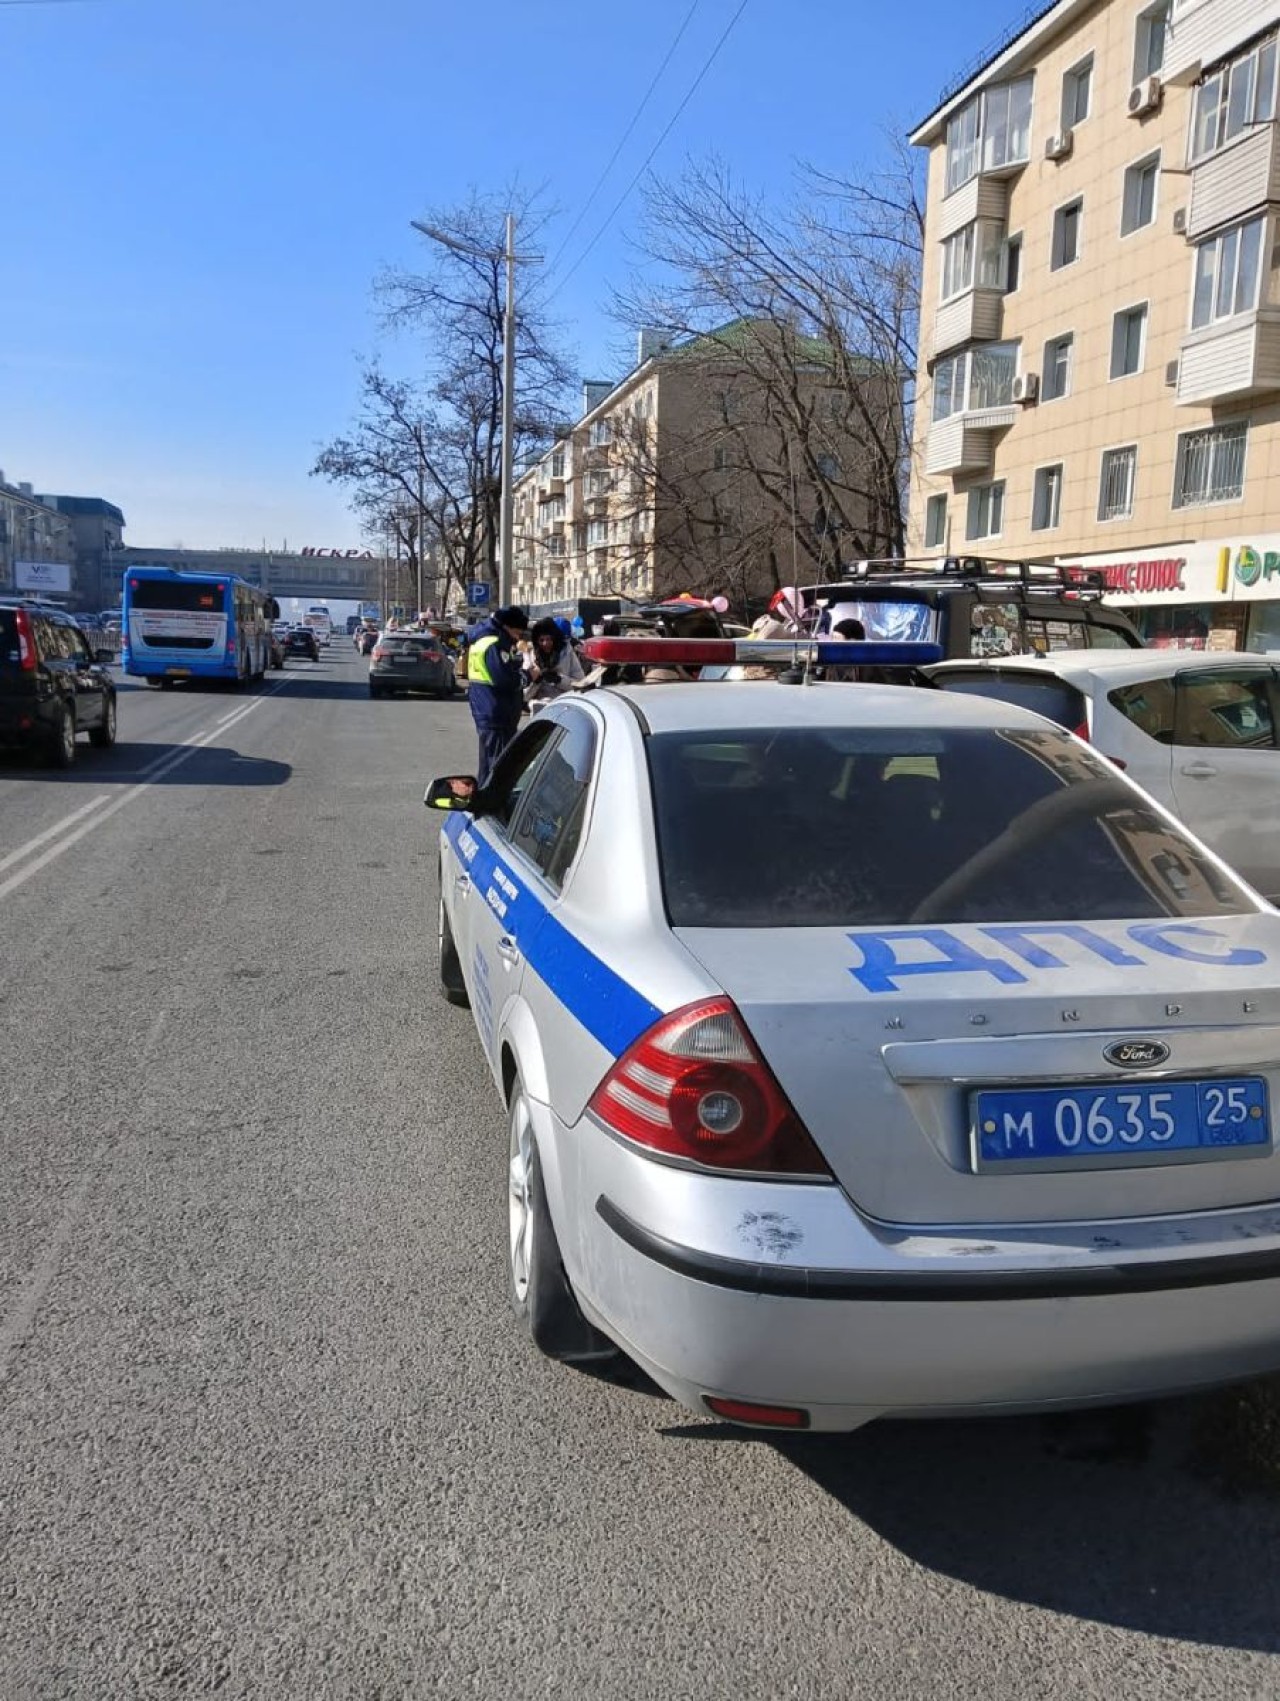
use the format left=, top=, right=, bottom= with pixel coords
left=909, top=0, right=1092, bottom=144
left=40, top=494, right=127, bottom=525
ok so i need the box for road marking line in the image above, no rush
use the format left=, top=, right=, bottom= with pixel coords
left=0, top=689, right=286, bottom=902
left=0, top=794, right=110, bottom=877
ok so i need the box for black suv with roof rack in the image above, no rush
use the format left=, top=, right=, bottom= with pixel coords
left=801, top=557, right=1143, bottom=659
left=0, top=598, right=118, bottom=767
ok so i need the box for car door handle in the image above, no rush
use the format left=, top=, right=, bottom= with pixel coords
left=454, top=873, right=472, bottom=895
left=496, top=935, right=521, bottom=966
left=1180, top=761, right=1218, bottom=779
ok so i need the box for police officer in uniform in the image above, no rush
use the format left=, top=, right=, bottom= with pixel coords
left=466, top=605, right=530, bottom=784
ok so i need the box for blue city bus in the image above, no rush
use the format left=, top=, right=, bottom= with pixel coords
left=121, top=566, right=279, bottom=687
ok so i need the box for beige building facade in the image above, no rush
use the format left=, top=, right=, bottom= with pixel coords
left=513, top=324, right=889, bottom=614
left=909, top=0, right=1280, bottom=648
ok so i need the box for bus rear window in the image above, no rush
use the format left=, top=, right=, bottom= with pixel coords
left=128, top=580, right=224, bottom=612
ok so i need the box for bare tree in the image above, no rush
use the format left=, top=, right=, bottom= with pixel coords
left=612, top=147, right=923, bottom=595
left=314, top=188, right=575, bottom=599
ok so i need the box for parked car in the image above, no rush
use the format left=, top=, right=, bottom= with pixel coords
left=357, top=627, right=379, bottom=655
left=797, top=559, right=1143, bottom=658
left=369, top=631, right=457, bottom=698
left=284, top=627, right=320, bottom=661
left=424, top=675, right=1280, bottom=1432
left=0, top=597, right=118, bottom=767
left=926, top=647, right=1280, bottom=901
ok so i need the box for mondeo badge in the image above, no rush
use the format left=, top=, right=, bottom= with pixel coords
left=1103, top=1039, right=1170, bottom=1069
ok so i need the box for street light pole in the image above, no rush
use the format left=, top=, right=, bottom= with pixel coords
left=409, top=214, right=541, bottom=611
left=498, top=212, right=516, bottom=608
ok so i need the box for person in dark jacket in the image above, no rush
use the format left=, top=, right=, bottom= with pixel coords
left=466, top=605, right=530, bottom=783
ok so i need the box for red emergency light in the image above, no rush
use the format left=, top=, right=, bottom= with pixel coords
left=579, top=637, right=945, bottom=668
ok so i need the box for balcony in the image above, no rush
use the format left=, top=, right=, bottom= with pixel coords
left=537, top=476, right=565, bottom=501
left=1176, top=308, right=1280, bottom=402
left=937, top=176, right=1009, bottom=241
left=1188, top=125, right=1280, bottom=238
left=1164, top=0, right=1280, bottom=85
left=924, top=406, right=1018, bottom=476
left=934, top=288, right=1004, bottom=358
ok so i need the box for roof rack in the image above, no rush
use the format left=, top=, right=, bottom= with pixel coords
left=806, top=557, right=1107, bottom=599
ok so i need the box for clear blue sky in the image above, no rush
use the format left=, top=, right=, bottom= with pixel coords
left=1, top=0, right=993, bottom=550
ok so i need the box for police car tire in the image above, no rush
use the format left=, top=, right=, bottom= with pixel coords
left=438, top=896, right=470, bottom=1008
left=508, top=1089, right=616, bottom=1365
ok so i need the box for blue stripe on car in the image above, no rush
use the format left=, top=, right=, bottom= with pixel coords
left=443, top=813, right=661, bottom=1056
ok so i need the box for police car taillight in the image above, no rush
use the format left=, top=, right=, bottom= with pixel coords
left=587, top=997, right=830, bottom=1177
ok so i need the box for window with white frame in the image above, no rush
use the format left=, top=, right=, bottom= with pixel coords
left=1062, top=55, right=1093, bottom=128
left=585, top=470, right=611, bottom=497
left=1042, top=333, right=1073, bottom=401
left=588, top=419, right=612, bottom=447
left=1031, top=464, right=1063, bottom=531
left=931, top=342, right=1019, bottom=420
left=1133, top=1, right=1169, bottom=81
left=1098, top=446, right=1137, bottom=520
left=945, top=77, right=1033, bottom=193
left=1051, top=198, right=1083, bottom=269
left=1111, top=304, right=1148, bottom=378
left=965, top=480, right=1005, bottom=540
left=587, top=519, right=609, bottom=546
left=1121, top=153, right=1160, bottom=235
left=940, top=221, right=1006, bottom=298
left=1191, top=34, right=1278, bottom=161
left=549, top=451, right=565, bottom=479
left=924, top=494, right=948, bottom=547
left=1191, top=216, right=1265, bottom=328
left=1173, top=421, right=1247, bottom=506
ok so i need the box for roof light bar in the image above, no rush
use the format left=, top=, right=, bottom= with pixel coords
left=580, top=637, right=945, bottom=668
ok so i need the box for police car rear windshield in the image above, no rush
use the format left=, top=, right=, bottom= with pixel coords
left=647, top=726, right=1253, bottom=929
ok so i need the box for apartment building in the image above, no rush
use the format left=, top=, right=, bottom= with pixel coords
left=0, top=476, right=77, bottom=602
left=909, top=0, right=1280, bottom=649
left=513, top=322, right=893, bottom=612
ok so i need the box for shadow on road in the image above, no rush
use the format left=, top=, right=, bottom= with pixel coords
left=0, top=744, right=291, bottom=787
left=664, top=1386, right=1280, bottom=1653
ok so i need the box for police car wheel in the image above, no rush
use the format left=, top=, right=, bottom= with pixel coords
left=438, top=894, right=469, bottom=1008
left=507, top=1086, right=616, bottom=1365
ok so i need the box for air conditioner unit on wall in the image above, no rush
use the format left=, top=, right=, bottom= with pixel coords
left=1128, top=75, right=1162, bottom=116
left=1173, top=206, right=1189, bottom=234
left=1165, top=358, right=1180, bottom=386
left=1012, top=372, right=1040, bottom=403
left=1045, top=130, right=1074, bottom=161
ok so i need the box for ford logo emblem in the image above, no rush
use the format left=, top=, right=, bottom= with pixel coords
left=1103, top=1039, right=1170, bottom=1069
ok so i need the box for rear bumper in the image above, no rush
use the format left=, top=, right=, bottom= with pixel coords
left=588, top=1193, right=1280, bottom=1428
left=552, top=1112, right=1280, bottom=1430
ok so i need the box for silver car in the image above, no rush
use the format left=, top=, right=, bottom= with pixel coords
left=427, top=680, right=1280, bottom=1432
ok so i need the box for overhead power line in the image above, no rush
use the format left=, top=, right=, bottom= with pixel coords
left=548, top=0, right=751, bottom=303
left=544, top=0, right=704, bottom=284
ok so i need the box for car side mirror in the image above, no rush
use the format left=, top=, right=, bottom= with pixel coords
left=424, top=775, right=480, bottom=813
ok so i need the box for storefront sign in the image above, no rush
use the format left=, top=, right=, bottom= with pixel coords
left=15, top=560, right=71, bottom=595
left=1069, top=558, right=1185, bottom=594
left=298, top=546, right=376, bottom=559
left=1225, top=545, right=1280, bottom=589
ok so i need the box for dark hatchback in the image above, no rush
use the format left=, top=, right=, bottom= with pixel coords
left=284, top=627, right=320, bottom=661
left=0, top=599, right=118, bottom=767
left=369, top=632, right=457, bottom=698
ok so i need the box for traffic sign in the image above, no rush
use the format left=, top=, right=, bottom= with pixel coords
left=465, top=582, right=492, bottom=609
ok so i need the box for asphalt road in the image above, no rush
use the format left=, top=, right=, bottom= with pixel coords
left=3, top=646, right=1280, bottom=1700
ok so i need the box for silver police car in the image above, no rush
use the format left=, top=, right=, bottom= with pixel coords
left=427, top=676, right=1280, bottom=1431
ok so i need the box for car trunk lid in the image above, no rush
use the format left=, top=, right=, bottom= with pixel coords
left=675, top=914, right=1280, bottom=1226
